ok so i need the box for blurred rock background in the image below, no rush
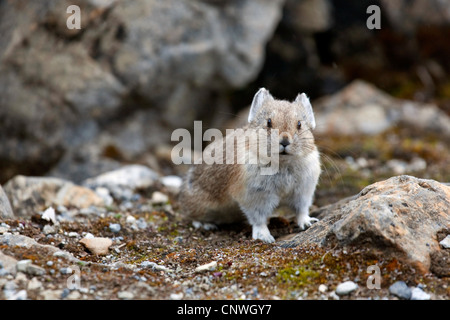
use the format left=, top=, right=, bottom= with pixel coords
left=1, top=0, right=449, bottom=201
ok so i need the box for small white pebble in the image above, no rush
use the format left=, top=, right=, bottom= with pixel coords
left=318, top=284, right=328, bottom=293
left=335, top=281, right=358, bottom=296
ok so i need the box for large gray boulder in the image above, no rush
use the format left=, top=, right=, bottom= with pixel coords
left=0, top=0, right=284, bottom=183
left=280, top=175, right=450, bottom=274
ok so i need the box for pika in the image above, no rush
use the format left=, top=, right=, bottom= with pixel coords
left=179, top=88, right=321, bottom=243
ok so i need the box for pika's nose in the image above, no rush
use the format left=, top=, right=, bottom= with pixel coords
left=280, top=137, right=290, bottom=147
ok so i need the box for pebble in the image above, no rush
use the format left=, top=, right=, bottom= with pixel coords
left=118, top=291, right=134, bottom=300
left=170, top=292, right=184, bottom=300
left=109, top=223, right=121, bottom=233
left=140, top=261, right=172, bottom=272
left=68, top=232, right=79, bottom=238
left=27, top=277, right=42, bottom=290
left=7, top=290, right=27, bottom=300
left=83, top=232, right=95, bottom=239
left=15, top=259, right=45, bottom=276
left=26, top=264, right=46, bottom=276
left=151, top=191, right=169, bottom=204
left=79, top=237, right=113, bottom=255
left=95, top=187, right=114, bottom=206
left=43, top=225, right=56, bottom=235
left=136, top=218, right=148, bottom=230
left=0, top=226, right=9, bottom=234
left=411, top=287, right=431, bottom=300
left=160, top=175, right=183, bottom=193
left=67, top=290, right=81, bottom=300
left=3, top=280, right=18, bottom=299
left=439, top=235, right=450, bottom=249
left=389, top=281, right=412, bottom=299
left=335, top=281, right=358, bottom=296
left=318, top=284, right=328, bottom=293
left=41, top=289, right=63, bottom=300
left=41, top=207, right=57, bottom=224
left=126, top=215, right=136, bottom=224
left=61, top=288, right=71, bottom=299
left=60, top=267, right=73, bottom=275
left=16, top=260, right=32, bottom=273
left=195, top=261, right=217, bottom=273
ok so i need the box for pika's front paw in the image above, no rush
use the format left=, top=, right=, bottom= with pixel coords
left=252, top=225, right=275, bottom=243
left=297, top=216, right=319, bottom=231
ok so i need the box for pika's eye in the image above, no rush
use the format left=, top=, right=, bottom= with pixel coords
left=267, top=118, right=272, bottom=128
left=297, top=120, right=302, bottom=130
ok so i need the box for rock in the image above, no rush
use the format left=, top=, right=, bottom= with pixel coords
left=27, top=278, right=42, bottom=291
left=140, top=261, right=172, bottom=273
left=16, top=260, right=32, bottom=273
left=313, top=80, right=450, bottom=137
left=109, top=223, right=121, bottom=233
left=79, top=237, right=113, bottom=255
left=170, top=292, right=184, bottom=300
left=0, top=185, right=14, bottom=218
left=3, top=280, right=18, bottom=299
left=280, top=175, right=450, bottom=273
left=7, top=290, right=27, bottom=300
left=126, top=215, right=136, bottom=225
left=151, top=191, right=169, bottom=205
left=0, top=0, right=284, bottom=183
left=160, top=175, right=183, bottom=194
left=195, top=261, right=217, bottom=273
left=318, top=284, right=328, bottom=293
left=439, top=235, right=450, bottom=249
left=59, top=267, right=73, bottom=275
left=389, top=281, right=412, bottom=300
left=41, top=289, right=63, bottom=300
left=118, top=291, right=134, bottom=300
left=3, top=176, right=105, bottom=217
left=0, top=223, right=10, bottom=234
left=335, top=281, right=358, bottom=296
left=82, top=165, right=159, bottom=200
left=41, top=207, right=57, bottom=225
left=43, top=225, right=56, bottom=235
left=0, top=251, right=18, bottom=276
left=67, top=290, right=82, bottom=300
left=0, top=233, right=78, bottom=264
left=26, top=264, right=46, bottom=276
left=94, top=187, right=114, bottom=207
left=410, top=287, right=431, bottom=300
left=16, top=259, right=45, bottom=276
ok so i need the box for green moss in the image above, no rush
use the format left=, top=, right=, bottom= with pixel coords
left=277, top=266, right=321, bottom=288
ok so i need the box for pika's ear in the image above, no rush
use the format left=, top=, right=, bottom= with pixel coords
left=295, top=93, right=316, bottom=130
left=248, top=88, right=273, bottom=123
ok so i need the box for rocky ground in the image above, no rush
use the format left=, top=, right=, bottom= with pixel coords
left=1, top=0, right=450, bottom=301
left=1, top=107, right=449, bottom=300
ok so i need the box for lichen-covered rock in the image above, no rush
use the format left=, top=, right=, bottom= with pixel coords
left=3, top=175, right=105, bottom=217
left=280, top=175, right=450, bottom=273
